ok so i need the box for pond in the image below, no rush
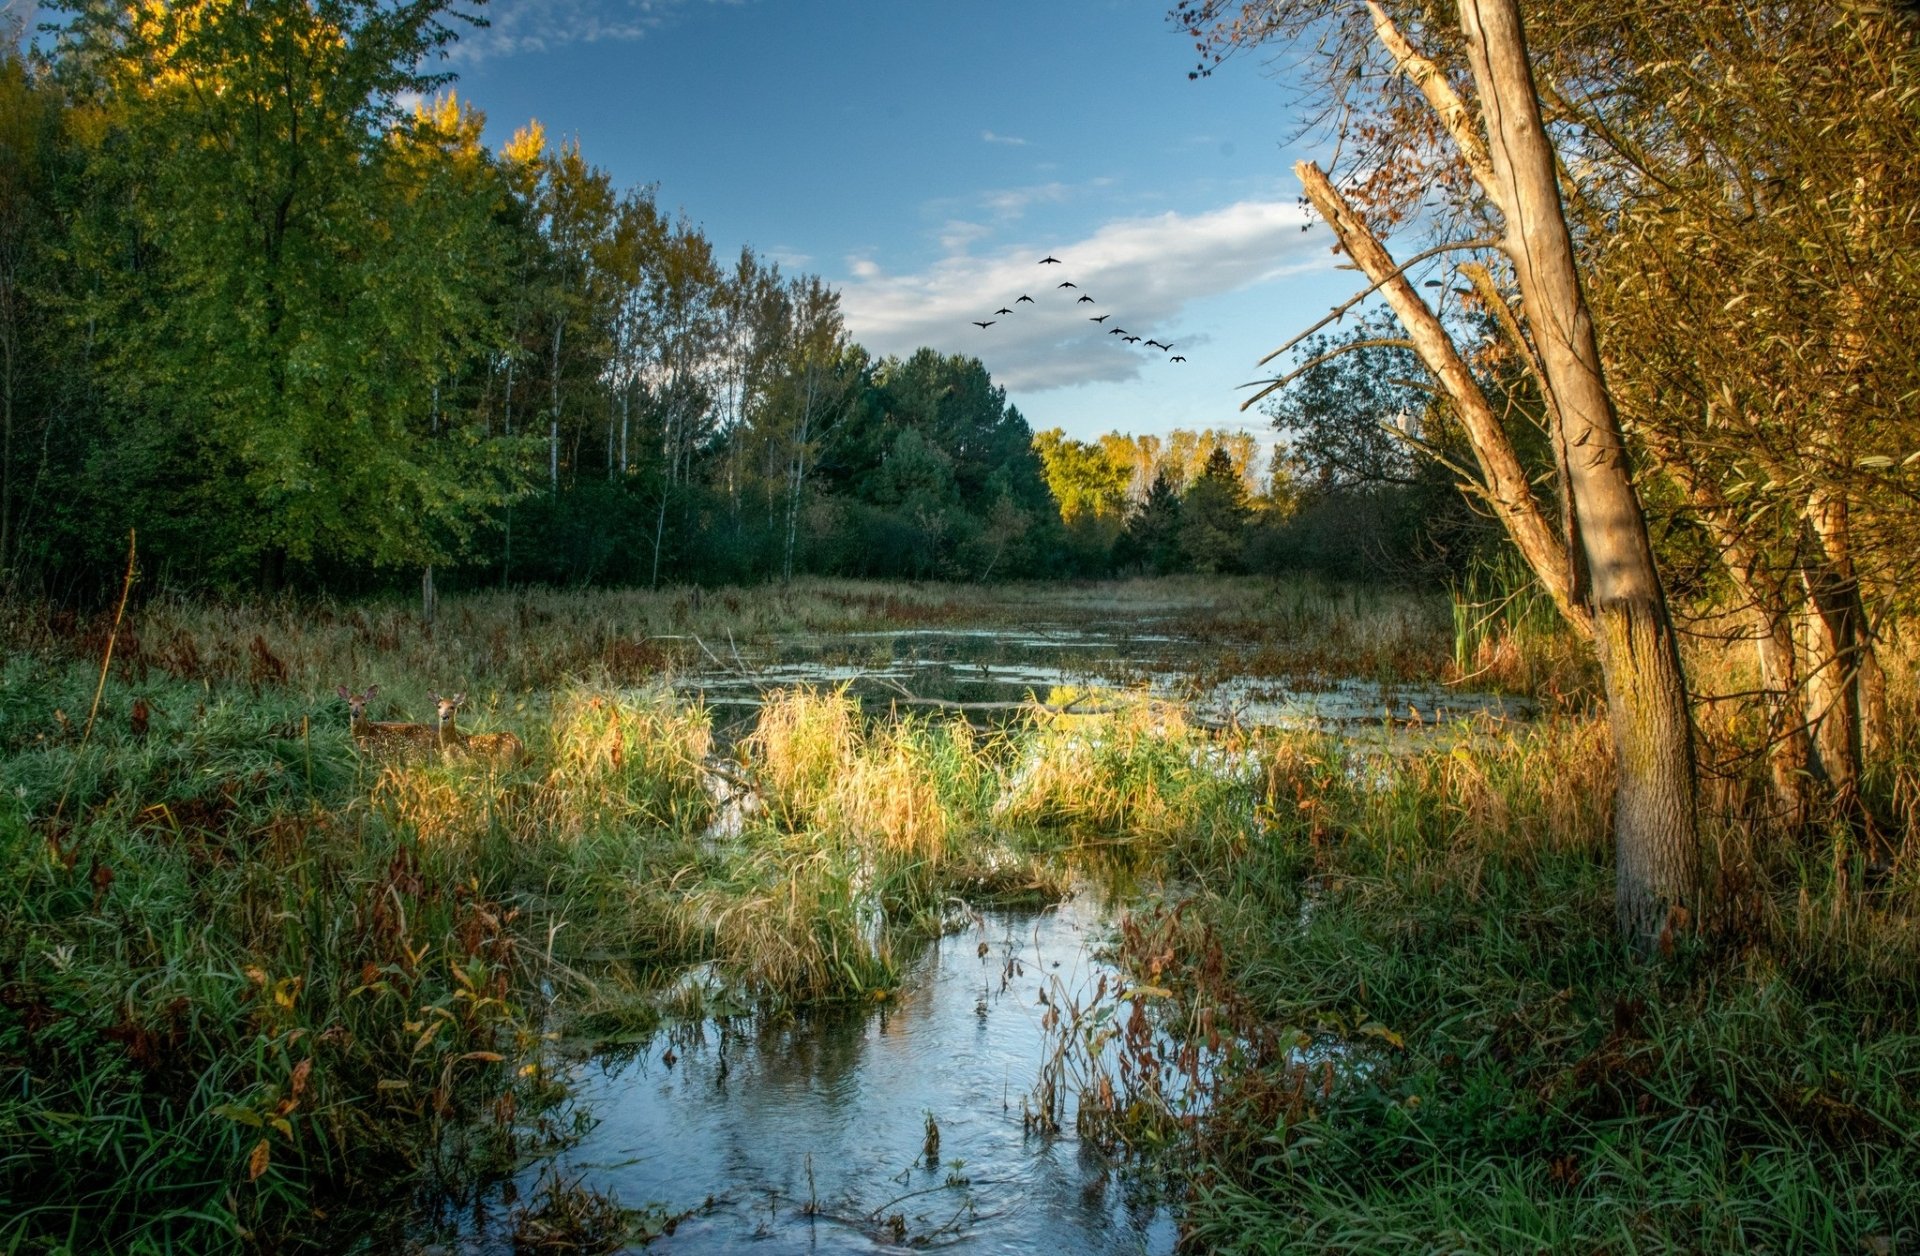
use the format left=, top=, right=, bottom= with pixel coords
left=437, top=892, right=1175, bottom=1254
left=677, top=624, right=1533, bottom=748
left=427, top=614, right=1527, bottom=1252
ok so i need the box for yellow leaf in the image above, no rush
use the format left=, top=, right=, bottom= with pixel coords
left=248, top=1138, right=270, bottom=1182
left=1360, top=1022, right=1406, bottom=1049
left=458, top=1051, right=505, bottom=1063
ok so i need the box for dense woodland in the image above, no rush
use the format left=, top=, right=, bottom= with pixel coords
left=0, top=1, right=1476, bottom=602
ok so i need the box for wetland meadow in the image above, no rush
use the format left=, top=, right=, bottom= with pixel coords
left=4, top=576, right=1917, bottom=1253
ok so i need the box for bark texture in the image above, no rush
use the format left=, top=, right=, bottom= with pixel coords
left=1458, top=0, right=1699, bottom=946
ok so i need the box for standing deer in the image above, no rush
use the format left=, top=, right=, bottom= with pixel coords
left=337, top=685, right=440, bottom=753
left=430, top=692, right=526, bottom=763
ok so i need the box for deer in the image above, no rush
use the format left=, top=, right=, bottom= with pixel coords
left=337, top=685, right=440, bottom=753
left=430, top=692, right=526, bottom=764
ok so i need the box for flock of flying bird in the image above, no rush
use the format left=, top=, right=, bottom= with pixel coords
left=968, top=254, right=1188, bottom=363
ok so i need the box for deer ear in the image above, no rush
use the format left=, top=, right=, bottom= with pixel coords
left=366, top=684, right=380, bottom=698
left=336, top=686, right=351, bottom=700
left=452, top=692, right=467, bottom=706
left=428, top=692, right=440, bottom=705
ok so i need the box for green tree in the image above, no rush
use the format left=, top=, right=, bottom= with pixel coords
left=0, top=49, right=64, bottom=585
left=51, top=0, right=524, bottom=585
left=1117, top=467, right=1183, bottom=574
left=1179, top=446, right=1251, bottom=574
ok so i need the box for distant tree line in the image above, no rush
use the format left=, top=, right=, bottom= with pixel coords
left=0, top=1, right=1068, bottom=598
left=1032, top=417, right=1495, bottom=582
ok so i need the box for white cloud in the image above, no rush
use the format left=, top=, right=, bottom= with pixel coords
left=981, top=130, right=1029, bottom=147
left=937, top=220, right=991, bottom=252
left=978, top=181, right=1073, bottom=220
left=447, top=0, right=744, bottom=63
left=837, top=198, right=1328, bottom=393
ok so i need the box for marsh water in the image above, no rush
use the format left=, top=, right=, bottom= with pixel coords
left=428, top=615, right=1528, bottom=1253
left=680, top=622, right=1532, bottom=748
left=437, top=893, right=1175, bottom=1254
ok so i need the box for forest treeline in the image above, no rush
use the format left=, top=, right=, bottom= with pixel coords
left=0, top=3, right=1071, bottom=594
left=0, top=1, right=1458, bottom=602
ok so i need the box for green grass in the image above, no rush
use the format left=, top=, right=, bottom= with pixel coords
left=1081, top=718, right=1920, bottom=1254
left=0, top=580, right=1292, bottom=1252
left=5, top=577, right=1916, bottom=1253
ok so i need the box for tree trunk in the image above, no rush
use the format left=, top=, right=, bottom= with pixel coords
left=1640, top=427, right=1813, bottom=831
left=1295, top=164, right=1587, bottom=636
left=1799, top=486, right=1870, bottom=830
left=548, top=316, right=563, bottom=495
left=1459, top=0, right=1698, bottom=947
left=783, top=447, right=804, bottom=583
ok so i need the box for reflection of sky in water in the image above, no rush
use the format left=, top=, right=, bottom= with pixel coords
left=673, top=626, right=1532, bottom=742
left=528, top=896, right=1176, bottom=1254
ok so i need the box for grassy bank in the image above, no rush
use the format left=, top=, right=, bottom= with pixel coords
left=0, top=578, right=1280, bottom=1252
left=1065, top=712, right=1920, bottom=1252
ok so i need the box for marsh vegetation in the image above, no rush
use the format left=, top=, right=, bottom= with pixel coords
left=3, top=575, right=1916, bottom=1253
left=6, top=1, right=1920, bottom=1251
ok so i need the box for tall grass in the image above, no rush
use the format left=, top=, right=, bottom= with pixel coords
left=1065, top=709, right=1920, bottom=1254
left=0, top=583, right=1283, bottom=1251
left=1449, top=549, right=1597, bottom=701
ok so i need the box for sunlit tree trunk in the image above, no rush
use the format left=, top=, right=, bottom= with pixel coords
left=1460, top=0, right=1697, bottom=946
left=1642, top=431, right=1811, bottom=831
left=1305, top=0, right=1699, bottom=948
left=1800, top=488, right=1867, bottom=821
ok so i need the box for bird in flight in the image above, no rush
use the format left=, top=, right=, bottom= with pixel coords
left=1016, top=294, right=1035, bottom=303
left=995, top=307, right=1013, bottom=315
left=1090, top=314, right=1110, bottom=323
left=1169, top=355, right=1187, bottom=363
left=1107, top=327, right=1126, bottom=335
left=1076, top=294, right=1095, bottom=304
left=1057, top=281, right=1077, bottom=289
left=1123, top=335, right=1141, bottom=343
left=1039, top=255, right=1062, bottom=265
left=1145, top=339, right=1168, bottom=350
left=973, top=320, right=995, bottom=329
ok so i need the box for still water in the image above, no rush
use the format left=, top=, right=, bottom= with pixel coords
left=685, top=624, right=1531, bottom=746
left=513, top=893, right=1174, bottom=1254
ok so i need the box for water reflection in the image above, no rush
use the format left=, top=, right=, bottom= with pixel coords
left=538, top=894, right=1175, bottom=1253
left=677, top=625, right=1532, bottom=749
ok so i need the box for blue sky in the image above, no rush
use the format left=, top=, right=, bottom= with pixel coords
left=445, top=1, right=1362, bottom=447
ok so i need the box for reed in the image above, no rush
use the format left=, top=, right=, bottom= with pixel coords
left=1058, top=710, right=1920, bottom=1255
